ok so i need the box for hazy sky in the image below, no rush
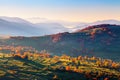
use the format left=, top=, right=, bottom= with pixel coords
left=0, top=0, right=120, bottom=22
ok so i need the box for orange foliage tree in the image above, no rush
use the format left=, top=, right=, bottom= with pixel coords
left=65, top=66, right=71, bottom=71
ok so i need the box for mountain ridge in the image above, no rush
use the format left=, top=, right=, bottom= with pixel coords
left=0, top=24, right=120, bottom=61
left=0, top=16, right=120, bottom=36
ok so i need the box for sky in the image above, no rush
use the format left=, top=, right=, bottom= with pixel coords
left=0, top=0, right=120, bottom=22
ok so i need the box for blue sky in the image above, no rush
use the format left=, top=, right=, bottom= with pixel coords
left=0, top=0, right=120, bottom=6
left=0, top=0, right=120, bottom=22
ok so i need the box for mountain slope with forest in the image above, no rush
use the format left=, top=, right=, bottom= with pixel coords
left=0, top=24, right=120, bottom=61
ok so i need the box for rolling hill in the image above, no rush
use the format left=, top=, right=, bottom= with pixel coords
left=0, top=24, right=120, bottom=61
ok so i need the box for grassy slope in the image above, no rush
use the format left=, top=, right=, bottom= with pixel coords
left=0, top=54, right=119, bottom=80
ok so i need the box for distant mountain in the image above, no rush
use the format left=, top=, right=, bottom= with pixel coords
left=91, top=20, right=120, bottom=25
left=0, top=24, right=120, bottom=61
left=73, top=20, right=120, bottom=31
left=35, top=23, right=68, bottom=35
left=0, top=16, right=31, bottom=24
left=27, top=17, right=120, bottom=32
left=0, top=18, right=41, bottom=36
left=0, top=17, right=67, bottom=36
left=0, top=16, right=120, bottom=36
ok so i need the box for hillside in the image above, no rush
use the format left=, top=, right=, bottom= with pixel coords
left=0, top=53, right=119, bottom=80
left=0, top=24, right=120, bottom=61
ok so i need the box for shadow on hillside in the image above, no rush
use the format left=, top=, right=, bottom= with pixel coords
left=13, top=57, right=45, bottom=69
left=0, top=57, right=47, bottom=80
left=46, top=69, right=86, bottom=80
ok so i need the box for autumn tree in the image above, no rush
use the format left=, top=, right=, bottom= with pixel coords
left=65, top=66, right=71, bottom=71
left=96, top=60, right=101, bottom=67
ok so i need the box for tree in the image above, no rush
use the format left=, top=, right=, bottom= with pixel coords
left=96, top=60, right=101, bottom=67
left=65, top=66, right=70, bottom=71
left=77, top=56, right=82, bottom=60
left=103, top=60, right=109, bottom=67
left=111, top=62, right=119, bottom=68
